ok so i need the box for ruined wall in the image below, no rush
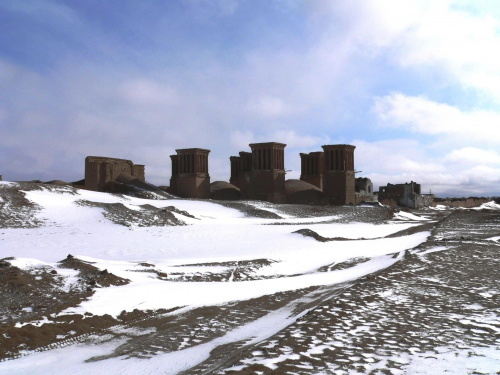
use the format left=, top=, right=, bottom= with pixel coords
left=432, top=197, right=491, bottom=208
left=379, top=198, right=398, bottom=209
left=85, top=156, right=145, bottom=192
left=378, top=181, right=432, bottom=209
left=355, top=177, right=375, bottom=204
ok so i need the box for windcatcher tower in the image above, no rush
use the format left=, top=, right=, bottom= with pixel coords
left=322, top=144, right=356, bottom=205
left=229, top=151, right=252, bottom=197
left=247, top=142, right=286, bottom=203
left=170, top=148, right=210, bottom=198
left=300, top=151, right=325, bottom=190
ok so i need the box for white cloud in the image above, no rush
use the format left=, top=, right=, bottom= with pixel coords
left=355, top=138, right=500, bottom=197
left=446, top=147, right=500, bottom=166
left=319, top=0, right=500, bottom=102
left=374, top=93, right=500, bottom=145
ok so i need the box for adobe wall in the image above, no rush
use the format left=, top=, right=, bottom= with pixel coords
left=247, top=170, right=286, bottom=203
left=85, top=156, right=145, bottom=192
left=432, top=197, right=491, bottom=208
left=378, top=181, right=431, bottom=209
left=176, top=175, right=210, bottom=199
left=379, top=198, right=398, bottom=209
left=355, top=192, right=376, bottom=205
left=323, top=170, right=356, bottom=205
left=355, top=177, right=375, bottom=205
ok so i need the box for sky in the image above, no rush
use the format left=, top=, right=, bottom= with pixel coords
left=0, top=0, right=499, bottom=197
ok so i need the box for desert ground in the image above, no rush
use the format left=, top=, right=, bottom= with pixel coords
left=0, top=181, right=498, bottom=374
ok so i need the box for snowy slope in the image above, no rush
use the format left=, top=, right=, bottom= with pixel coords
left=0, top=183, right=441, bottom=374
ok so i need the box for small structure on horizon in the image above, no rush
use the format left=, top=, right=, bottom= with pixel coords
left=85, top=156, right=145, bottom=192
left=378, top=181, right=434, bottom=209
left=355, top=177, right=376, bottom=204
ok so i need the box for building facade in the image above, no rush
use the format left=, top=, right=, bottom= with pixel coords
left=85, top=156, right=145, bottom=192
left=378, top=181, right=434, bottom=209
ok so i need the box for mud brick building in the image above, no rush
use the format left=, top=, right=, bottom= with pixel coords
left=85, top=156, right=145, bottom=192
left=378, top=181, right=434, bottom=209
left=300, top=152, right=324, bottom=190
left=229, top=151, right=251, bottom=194
left=322, top=144, right=356, bottom=205
left=355, top=177, right=375, bottom=204
left=229, top=142, right=287, bottom=203
left=298, top=145, right=356, bottom=205
left=169, top=148, right=210, bottom=199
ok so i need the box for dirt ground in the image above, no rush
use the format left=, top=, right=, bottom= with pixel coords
left=0, top=182, right=498, bottom=373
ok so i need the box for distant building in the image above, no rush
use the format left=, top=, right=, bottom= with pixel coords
left=355, top=177, right=375, bottom=204
left=229, top=142, right=286, bottom=203
left=378, top=181, right=434, bottom=209
left=169, top=148, right=210, bottom=199
left=85, top=156, right=145, bottom=192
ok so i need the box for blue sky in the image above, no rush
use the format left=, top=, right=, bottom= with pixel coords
left=1, top=0, right=499, bottom=197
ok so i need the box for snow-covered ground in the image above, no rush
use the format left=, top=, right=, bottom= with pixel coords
left=2, top=186, right=427, bottom=318
left=0, top=183, right=498, bottom=374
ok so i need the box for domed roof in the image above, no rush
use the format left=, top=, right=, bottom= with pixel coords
left=285, top=179, right=321, bottom=195
left=210, top=181, right=240, bottom=192
left=210, top=181, right=241, bottom=201
left=285, top=179, right=323, bottom=205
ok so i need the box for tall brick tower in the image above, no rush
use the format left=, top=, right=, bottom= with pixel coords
left=322, top=144, right=356, bottom=205
left=170, top=148, right=210, bottom=198
left=229, top=151, right=252, bottom=197
left=299, top=151, right=325, bottom=190
left=247, top=142, right=286, bottom=203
